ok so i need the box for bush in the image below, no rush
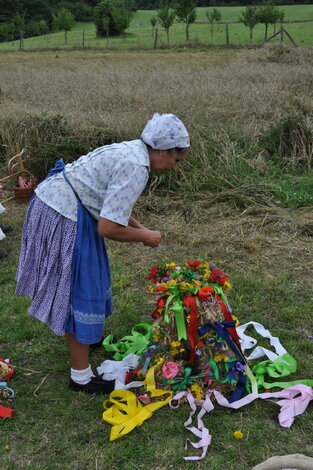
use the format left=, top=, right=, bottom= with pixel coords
left=262, top=113, right=313, bottom=172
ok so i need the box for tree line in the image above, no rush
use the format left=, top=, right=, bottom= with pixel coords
left=0, top=0, right=308, bottom=44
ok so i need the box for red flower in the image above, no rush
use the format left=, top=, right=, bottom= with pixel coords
left=151, top=297, right=166, bottom=319
left=187, top=260, right=201, bottom=271
left=148, top=265, right=158, bottom=283
left=209, top=267, right=230, bottom=285
left=197, top=285, right=215, bottom=301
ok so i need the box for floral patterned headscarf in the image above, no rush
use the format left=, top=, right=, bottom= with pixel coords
left=140, top=113, right=190, bottom=150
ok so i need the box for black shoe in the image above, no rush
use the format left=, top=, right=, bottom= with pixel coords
left=0, top=250, right=8, bottom=259
left=69, top=377, right=115, bottom=394
left=0, top=225, right=13, bottom=234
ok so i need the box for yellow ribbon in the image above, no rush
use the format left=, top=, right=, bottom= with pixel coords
left=103, top=388, right=172, bottom=441
left=103, top=359, right=172, bottom=441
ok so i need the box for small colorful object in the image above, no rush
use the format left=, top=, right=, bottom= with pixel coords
left=233, top=430, right=244, bottom=439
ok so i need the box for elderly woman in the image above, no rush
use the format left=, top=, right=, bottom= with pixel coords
left=16, top=113, right=190, bottom=394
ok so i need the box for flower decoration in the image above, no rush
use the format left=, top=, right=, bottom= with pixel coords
left=162, top=362, right=179, bottom=379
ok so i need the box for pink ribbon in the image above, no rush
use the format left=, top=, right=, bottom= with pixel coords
left=169, top=385, right=313, bottom=461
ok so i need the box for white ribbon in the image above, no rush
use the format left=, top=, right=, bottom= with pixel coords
left=236, top=321, right=287, bottom=361
left=97, top=353, right=144, bottom=390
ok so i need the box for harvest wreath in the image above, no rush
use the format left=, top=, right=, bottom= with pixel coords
left=98, top=260, right=313, bottom=460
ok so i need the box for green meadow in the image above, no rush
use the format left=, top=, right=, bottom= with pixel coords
left=0, top=5, right=312, bottom=51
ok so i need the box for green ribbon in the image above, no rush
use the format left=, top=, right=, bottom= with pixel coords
left=169, top=367, right=198, bottom=391
left=209, top=283, right=229, bottom=306
left=164, top=295, right=175, bottom=323
left=171, top=300, right=187, bottom=340
left=209, top=357, right=220, bottom=381
left=252, top=353, right=313, bottom=390
left=102, top=323, right=151, bottom=361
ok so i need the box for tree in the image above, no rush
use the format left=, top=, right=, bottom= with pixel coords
left=157, top=1, right=175, bottom=48
left=239, top=6, right=258, bottom=44
left=112, top=4, right=132, bottom=41
left=206, top=8, right=221, bottom=38
left=53, top=8, right=74, bottom=45
left=94, top=0, right=133, bottom=38
left=150, top=16, right=157, bottom=37
left=14, top=13, right=25, bottom=49
left=103, top=16, right=109, bottom=46
left=257, top=0, right=280, bottom=41
left=174, top=0, right=196, bottom=42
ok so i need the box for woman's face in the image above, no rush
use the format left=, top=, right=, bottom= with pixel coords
left=150, top=148, right=190, bottom=172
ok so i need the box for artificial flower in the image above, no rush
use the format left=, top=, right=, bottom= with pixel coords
left=171, top=341, right=181, bottom=348
left=148, top=265, right=158, bottom=283
left=197, top=285, right=215, bottom=301
left=191, top=383, right=203, bottom=400
left=209, top=267, right=230, bottom=285
left=187, top=260, right=202, bottom=271
left=162, top=361, right=179, bottom=379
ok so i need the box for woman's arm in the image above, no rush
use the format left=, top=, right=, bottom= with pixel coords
left=128, top=216, right=145, bottom=229
left=98, top=217, right=161, bottom=247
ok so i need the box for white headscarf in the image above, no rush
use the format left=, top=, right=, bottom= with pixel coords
left=140, top=113, right=190, bottom=150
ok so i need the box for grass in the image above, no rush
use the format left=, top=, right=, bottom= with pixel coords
left=0, top=42, right=313, bottom=469
left=0, top=5, right=313, bottom=51
left=1, top=190, right=313, bottom=469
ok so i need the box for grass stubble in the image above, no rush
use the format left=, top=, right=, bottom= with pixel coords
left=0, top=45, right=313, bottom=469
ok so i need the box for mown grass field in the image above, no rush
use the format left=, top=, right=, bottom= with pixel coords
left=0, top=5, right=312, bottom=51
left=1, top=44, right=313, bottom=469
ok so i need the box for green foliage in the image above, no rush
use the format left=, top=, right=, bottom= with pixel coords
left=239, top=6, right=259, bottom=43
left=206, top=7, right=221, bottom=24
left=53, top=8, right=75, bottom=32
left=174, top=0, right=196, bottom=41
left=53, top=7, right=74, bottom=44
left=157, top=2, right=175, bottom=46
left=258, top=0, right=281, bottom=40
left=94, top=0, right=134, bottom=37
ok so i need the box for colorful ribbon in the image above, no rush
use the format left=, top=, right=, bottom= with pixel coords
left=102, top=388, right=172, bottom=441
left=184, top=295, right=198, bottom=364
left=169, top=385, right=313, bottom=461
left=102, top=323, right=151, bottom=360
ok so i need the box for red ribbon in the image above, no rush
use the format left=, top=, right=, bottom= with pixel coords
left=184, top=295, right=198, bottom=364
left=0, top=406, right=15, bottom=419
left=151, top=297, right=166, bottom=319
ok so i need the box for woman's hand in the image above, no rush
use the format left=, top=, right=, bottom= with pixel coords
left=143, top=230, right=161, bottom=248
left=98, top=217, right=161, bottom=247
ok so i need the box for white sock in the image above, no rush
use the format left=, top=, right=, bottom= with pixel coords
left=71, top=365, right=94, bottom=385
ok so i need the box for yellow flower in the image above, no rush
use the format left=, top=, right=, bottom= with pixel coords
left=168, top=280, right=177, bottom=287
left=170, top=349, right=179, bottom=356
left=148, top=286, right=155, bottom=293
left=191, top=384, right=203, bottom=400
left=161, top=282, right=169, bottom=289
left=4, top=445, right=10, bottom=451
left=193, top=280, right=201, bottom=287
left=169, top=263, right=176, bottom=268
left=233, top=430, right=244, bottom=439
left=225, top=281, right=232, bottom=289
left=199, top=263, right=209, bottom=268
left=171, top=341, right=181, bottom=348
left=203, top=269, right=212, bottom=280
left=152, top=335, right=159, bottom=342
left=214, top=352, right=229, bottom=363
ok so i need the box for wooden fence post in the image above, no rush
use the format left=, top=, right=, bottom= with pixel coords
left=153, top=28, right=158, bottom=49
left=225, top=23, right=229, bottom=47
left=82, top=29, right=85, bottom=48
left=280, top=25, right=284, bottom=42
